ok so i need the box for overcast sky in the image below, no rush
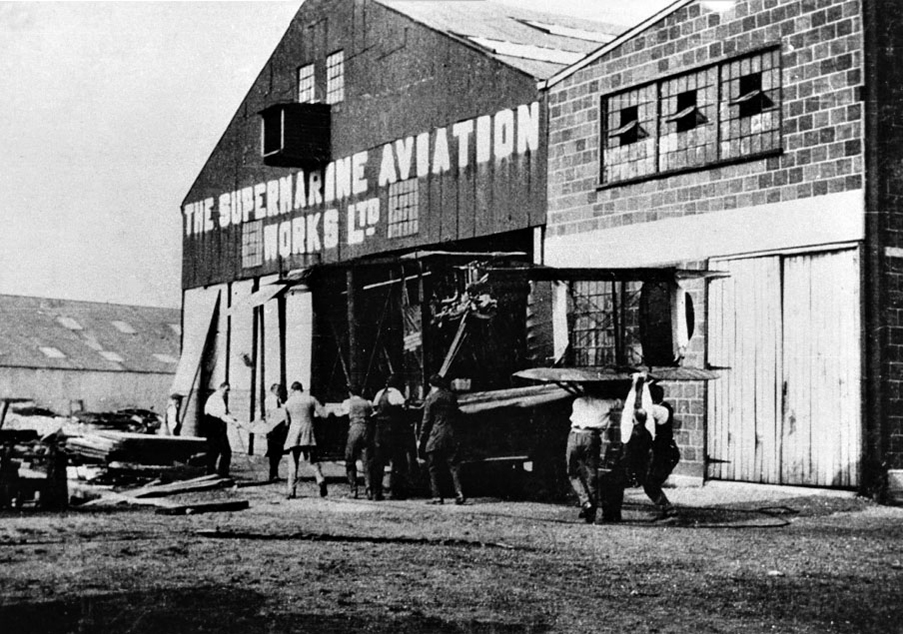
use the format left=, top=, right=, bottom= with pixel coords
left=0, top=0, right=671, bottom=309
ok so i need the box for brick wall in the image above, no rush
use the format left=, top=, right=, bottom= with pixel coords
left=547, top=0, right=864, bottom=237
left=547, top=0, right=865, bottom=482
left=866, top=0, right=903, bottom=479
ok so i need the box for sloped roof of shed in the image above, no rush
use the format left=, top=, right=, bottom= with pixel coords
left=376, top=0, right=625, bottom=79
left=0, top=295, right=181, bottom=374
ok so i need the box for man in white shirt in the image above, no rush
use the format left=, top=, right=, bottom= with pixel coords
left=566, top=385, right=621, bottom=524
left=203, top=382, right=240, bottom=477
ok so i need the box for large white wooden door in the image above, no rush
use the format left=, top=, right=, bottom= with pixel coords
left=707, top=249, right=861, bottom=487
left=781, top=250, right=861, bottom=487
left=707, top=257, right=783, bottom=483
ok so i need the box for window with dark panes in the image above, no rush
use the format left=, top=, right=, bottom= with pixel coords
left=720, top=49, right=781, bottom=159
left=601, top=84, right=657, bottom=184
left=261, top=109, right=283, bottom=157
left=660, top=67, right=717, bottom=172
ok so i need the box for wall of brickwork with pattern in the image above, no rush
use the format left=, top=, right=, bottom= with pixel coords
left=547, top=0, right=863, bottom=234
left=547, top=0, right=865, bottom=482
left=865, top=0, right=903, bottom=482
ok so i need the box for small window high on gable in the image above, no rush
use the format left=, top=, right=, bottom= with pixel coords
left=298, top=63, right=315, bottom=103
left=326, top=50, right=344, bottom=104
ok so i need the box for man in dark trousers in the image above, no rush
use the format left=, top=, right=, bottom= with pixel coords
left=202, top=382, right=240, bottom=477
left=372, top=374, right=410, bottom=500
left=643, top=382, right=680, bottom=520
left=342, top=382, right=375, bottom=499
left=418, top=373, right=465, bottom=505
left=566, top=383, right=622, bottom=524
left=600, top=373, right=679, bottom=522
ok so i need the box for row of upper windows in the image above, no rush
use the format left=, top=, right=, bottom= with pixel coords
left=600, top=48, right=782, bottom=185
left=297, top=50, right=345, bottom=105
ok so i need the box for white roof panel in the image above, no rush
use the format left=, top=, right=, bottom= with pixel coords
left=466, top=36, right=585, bottom=65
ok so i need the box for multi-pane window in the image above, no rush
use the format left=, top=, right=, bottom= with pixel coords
left=601, top=84, right=657, bottom=183
left=660, top=68, right=717, bottom=172
left=241, top=220, right=264, bottom=268
left=569, top=281, right=643, bottom=368
left=326, top=50, right=345, bottom=105
left=600, top=48, right=781, bottom=184
left=569, top=281, right=621, bottom=367
left=387, top=178, right=419, bottom=238
left=297, top=64, right=315, bottom=103
left=720, top=49, right=781, bottom=159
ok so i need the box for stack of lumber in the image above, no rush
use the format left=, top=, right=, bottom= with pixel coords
left=66, top=431, right=207, bottom=465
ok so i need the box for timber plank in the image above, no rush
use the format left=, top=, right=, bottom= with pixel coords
left=155, top=500, right=250, bottom=515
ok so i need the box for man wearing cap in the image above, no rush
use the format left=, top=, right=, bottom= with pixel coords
left=418, top=373, right=465, bottom=505
left=159, top=393, right=182, bottom=436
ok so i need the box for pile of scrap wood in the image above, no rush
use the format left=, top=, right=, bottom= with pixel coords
left=81, top=474, right=249, bottom=515
left=66, top=431, right=207, bottom=465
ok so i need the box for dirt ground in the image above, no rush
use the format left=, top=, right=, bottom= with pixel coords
left=2, top=456, right=903, bottom=634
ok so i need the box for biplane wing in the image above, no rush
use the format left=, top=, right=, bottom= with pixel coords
left=513, top=366, right=719, bottom=385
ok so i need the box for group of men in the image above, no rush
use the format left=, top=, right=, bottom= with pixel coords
left=166, top=370, right=679, bottom=522
left=566, top=372, right=681, bottom=524
left=192, top=372, right=466, bottom=505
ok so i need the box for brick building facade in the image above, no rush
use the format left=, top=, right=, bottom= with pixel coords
left=542, top=0, right=903, bottom=494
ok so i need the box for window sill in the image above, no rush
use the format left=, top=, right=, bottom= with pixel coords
left=596, top=148, right=783, bottom=191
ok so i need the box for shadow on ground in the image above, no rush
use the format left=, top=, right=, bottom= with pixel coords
left=0, top=587, right=548, bottom=633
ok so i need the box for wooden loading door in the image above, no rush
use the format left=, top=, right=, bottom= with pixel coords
left=707, top=249, right=861, bottom=488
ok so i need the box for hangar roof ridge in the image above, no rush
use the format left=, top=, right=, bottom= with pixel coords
left=375, top=0, right=626, bottom=79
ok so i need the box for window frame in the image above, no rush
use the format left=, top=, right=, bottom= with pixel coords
left=387, top=178, right=420, bottom=239
left=598, top=45, right=782, bottom=188
left=297, top=63, right=316, bottom=103
left=325, top=50, right=345, bottom=105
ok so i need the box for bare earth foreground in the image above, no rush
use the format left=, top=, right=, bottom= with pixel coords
left=2, top=458, right=902, bottom=634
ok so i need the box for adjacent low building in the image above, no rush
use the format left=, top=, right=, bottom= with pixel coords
left=0, top=295, right=181, bottom=416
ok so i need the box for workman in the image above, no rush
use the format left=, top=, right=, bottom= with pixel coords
left=202, top=382, right=240, bottom=477
left=342, top=383, right=375, bottom=499
left=566, top=383, right=621, bottom=524
left=418, top=373, right=465, bottom=505
left=372, top=374, right=411, bottom=500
